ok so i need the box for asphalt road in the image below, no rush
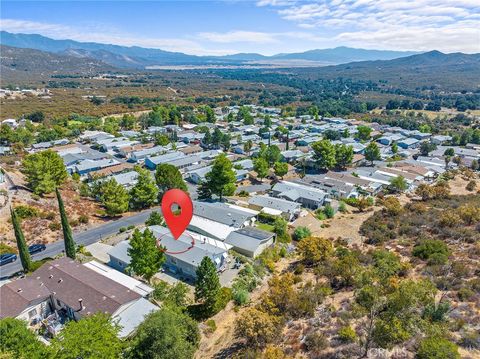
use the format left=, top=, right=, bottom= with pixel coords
left=0, top=207, right=159, bottom=279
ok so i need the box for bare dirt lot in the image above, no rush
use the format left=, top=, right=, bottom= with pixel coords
left=0, top=176, right=105, bottom=248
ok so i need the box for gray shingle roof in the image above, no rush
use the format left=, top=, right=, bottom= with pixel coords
left=147, top=151, right=185, bottom=165
left=273, top=181, right=327, bottom=203
left=193, top=201, right=256, bottom=226
left=249, top=195, right=301, bottom=213
left=150, top=226, right=227, bottom=267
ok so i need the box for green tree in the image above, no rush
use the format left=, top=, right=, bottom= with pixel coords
left=154, top=133, right=170, bottom=146
left=273, top=216, right=290, bottom=242
left=308, top=105, right=319, bottom=120
left=203, top=106, right=216, bottom=123
left=297, top=237, right=333, bottom=265
left=195, top=257, right=221, bottom=314
left=26, top=111, right=45, bottom=123
left=51, top=313, right=122, bottom=359
left=312, top=139, right=336, bottom=170
left=145, top=211, right=165, bottom=226
left=254, top=157, right=269, bottom=180
left=99, top=178, right=130, bottom=216
left=356, top=277, right=437, bottom=355
left=56, top=188, right=75, bottom=259
left=10, top=208, right=32, bottom=272
left=21, top=150, right=68, bottom=195
left=372, top=250, right=403, bottom=280
left=416, top=337, right=460, bottom=359
left=120, top=114, right=136, bottom=130
left=237, top=106, right=253, bottom=125
left=365, top=142, right=381, bottom=165
left=391, top=142, right=398, bottom=154
left=0, top=318, right=51, bottom=358
left=412, top=239, right=449, bottom=265
left=389, top=176, right=408, bottom=193
left=221, top=134, right=231, bottom=151
left=323, top=204, right=335, bottom=218
left=420, top=142, right=437, bottom=156
left=263, top=116, right=272, bottom=128
left=164, top=282, right=190, bottom=308
left=273, top=162, right=288, bottom=179
left=356, top=125, right=372, bottom=141
left=204, top=154, right=236, bottom=200
left=264, top=145, right=281, bottom=166
left=444, top=148, right=455, bottom=157
left=243, top=139, right=253, bottom=155
left=211, top=128, right=223, bottom=148
left=155, top=163, right=188, bottom=197
left=334, top=144, right=354, bottom=169
left=203, top=130, right=212, bottom=147
left=293, top=226, right=311, bottom=241
left=128, top=228, right=166, bottom=282
left=129, top=168, right=158, bottom=210
left=197, top=181, right=212, bottom=200
left=235, top=307, right=280, bottom=349
left=127, top=308, right=200, bottom=359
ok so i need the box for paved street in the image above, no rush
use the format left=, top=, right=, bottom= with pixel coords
left=0, top=207, right=160, bottom=279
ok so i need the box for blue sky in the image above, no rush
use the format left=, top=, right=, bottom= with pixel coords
left=1, top=1, right=479, bottom=55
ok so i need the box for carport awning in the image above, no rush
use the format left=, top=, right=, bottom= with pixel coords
left=261, top=207, right=283, bottom=216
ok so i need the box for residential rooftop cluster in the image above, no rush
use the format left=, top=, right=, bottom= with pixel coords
left=1, top=104, right=479, bottom=344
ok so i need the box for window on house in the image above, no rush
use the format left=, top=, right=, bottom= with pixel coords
left=28, top=308, right=37, bottom=318
left=56, top=299, right=62, bottom=307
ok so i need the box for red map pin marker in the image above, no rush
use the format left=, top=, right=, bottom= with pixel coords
left=161, top=189, right=193, bottom=240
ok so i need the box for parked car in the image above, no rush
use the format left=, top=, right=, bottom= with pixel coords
left=0, top=253, right=17, bottom=266
left=28, top=244, right=46, bottom=255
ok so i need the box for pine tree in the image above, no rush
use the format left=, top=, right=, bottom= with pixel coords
left=129, top=167, right=158, bottom=210
left=195, top=257, right=221, bottom=315
left=204, top=154, right=236, bottom=200
left=56, top=188, right=76, bottom=259
left=11, top=207, right=33, bottom=272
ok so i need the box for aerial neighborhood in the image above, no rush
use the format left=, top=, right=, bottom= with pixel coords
left=0, top=88, right=480, bottom=357
left=1, top=103, right=479, bottom=351
left=1, top=0, right=480, bottom=355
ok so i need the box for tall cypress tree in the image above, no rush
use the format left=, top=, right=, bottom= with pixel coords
left=10, top=207, right=33, bottom=272
left=56, top=188, right=76, bottom=259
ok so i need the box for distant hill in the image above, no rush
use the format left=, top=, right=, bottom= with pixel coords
left=0, top=45, right=114, bottom=83
left=297, top=51, right=480, bottom=91
left=271, top=46, right=419, bottom=63
left=0, top=31, right=419, bottom=69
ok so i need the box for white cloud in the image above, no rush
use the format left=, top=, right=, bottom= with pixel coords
left=256, top=0, right=297, bottom=7
left=0, top=19, right=70, bottom=33
left=336, top=24, right=480, bottom=53
left=0, top=18, right=239, bottom=55
left=265, top=0, right=480, bottom=53
left=196, top=30, right=326, bottom=45
left=2, top=0, right=479, bottom=55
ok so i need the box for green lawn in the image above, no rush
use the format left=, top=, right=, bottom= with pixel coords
left=256, top=222, right=275, bottom=232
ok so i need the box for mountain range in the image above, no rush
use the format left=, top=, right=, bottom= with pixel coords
left=0, top=31, right=419, bottom=69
